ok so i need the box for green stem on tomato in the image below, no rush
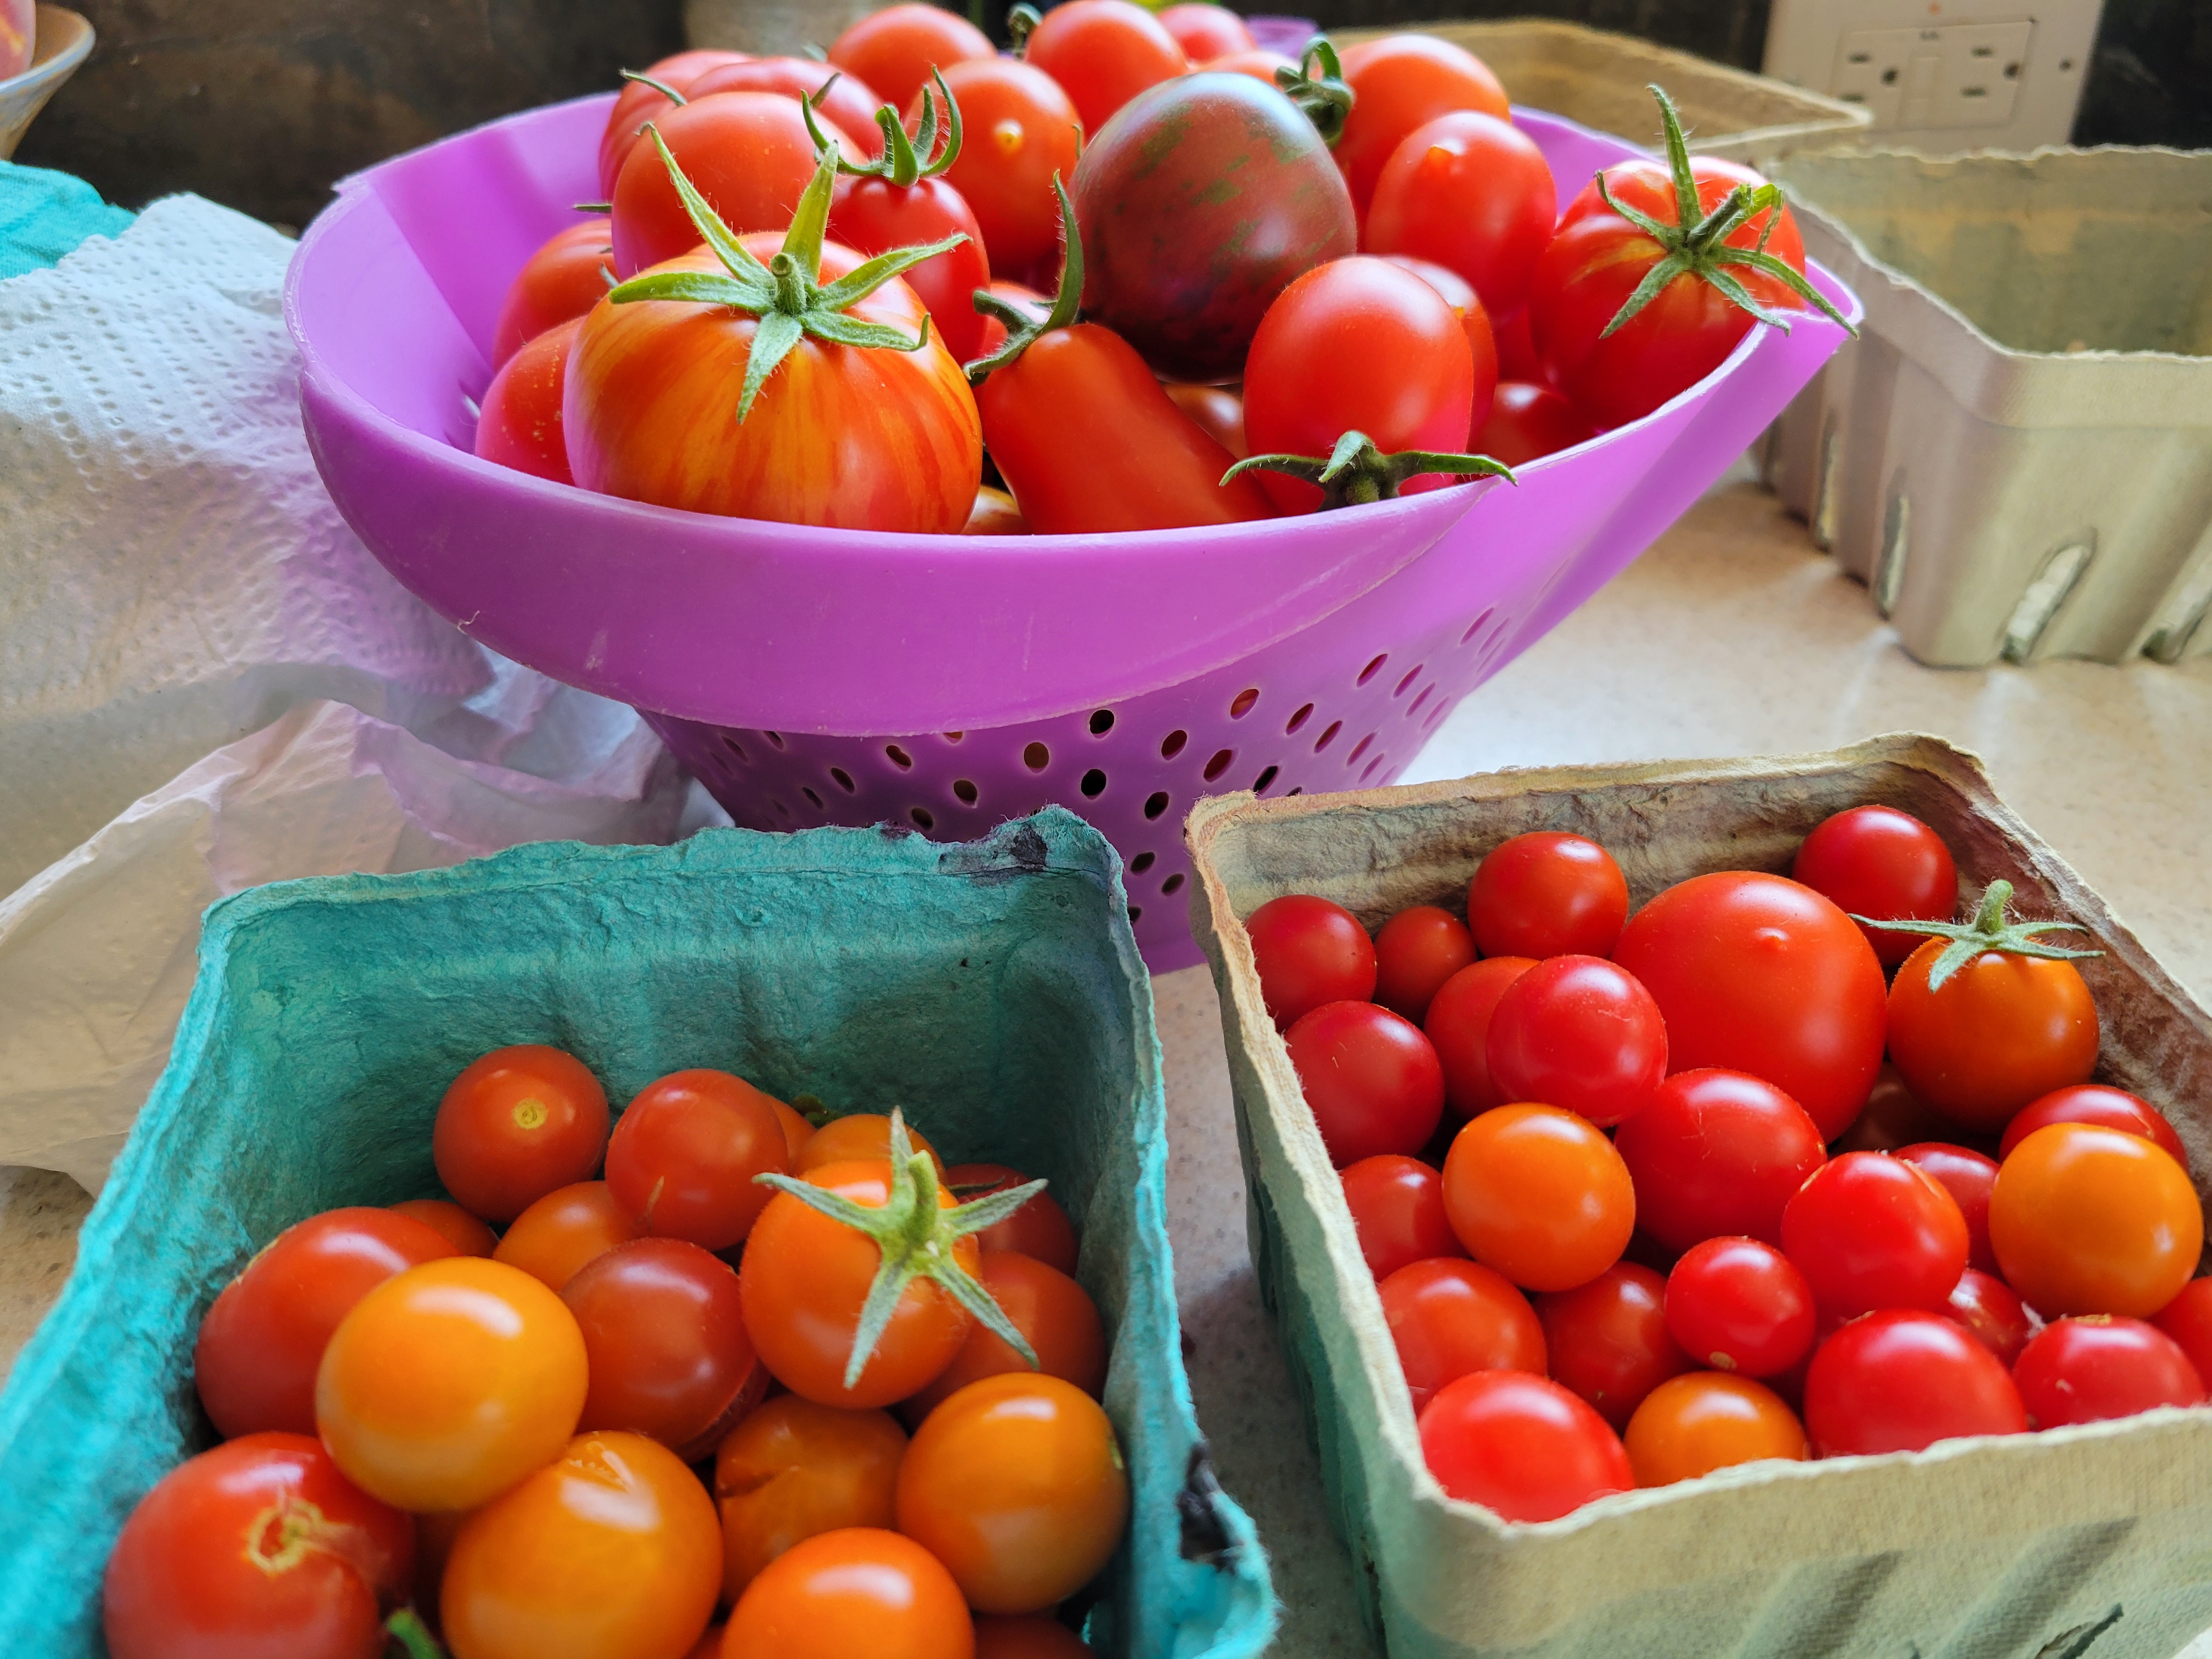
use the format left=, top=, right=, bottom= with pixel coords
left=964, top=172, right=1084, bottom=383
left=1007, top=3, right=1041, bottom=55
left=1275, top=38, right=1356, bottom=148
left=620, top=69, right=686, bottom=108
left=1850, top=878, right=2102, bottom=991
left=802, top=67, right=966, bottom=186
left=1223, top=430, right=1516, bottom=509
left=385, top=1607, right=448, bottom=1659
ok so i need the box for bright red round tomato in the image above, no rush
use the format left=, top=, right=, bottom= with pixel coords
left=1623, top=1373, right=1807, bottom=1487
left=714, top=1397, right=909, bottom=1601
left=1424, top=956, right=1537, bottom=1121
left=597, top=49, right=748, bottom=196
left=686, top=56, right=888, bottom=155
left=1380, top=1257, right=1546, bottom=1414
left=1373, top=904, right=1476, bottom=1022
left=604, top=1069, right=791, bottom=1251
left=899, top=1250, right=1109, bottom=1422
left=493, top=222, right=613, bottom=368
left=1475, top=381, right=1594, bottom=465
left=1989, top=1124, right=2201, bottom=1318
left=2154, top=1279, right=2212, bottom=1387
left=2000, top=1084, right=2188, bottom=1171
left=1613, top=1069, right=1827, bottom=1252
left=433, top=1043, right=609, bottom=1224
left=1365, top=111, right=1556, bottom=321
left=1022, top=0, right=1188, bottom=138
left=494, top=1180, right=646, bottom=1291
left=1466, top=831, right=1628, bottom=960
left=830, top=172, right=992, bottom=368
left=608, top=92, right=826, bottom=279
left=1285, top=1000, right=1446, bottom=1167
left=1243, top=893, right=1378, bottom=1029
left=1947, top=1267, right=2034, bottom=1366
left=2016, top=1317, right=2206, bottom=1428
left=475, top=315, right=581, bottom=484
left=1780, top=1152, right=1968, bottom=1322
left=1341, top=1154, right=1466, bottom=1282
left=1417, top=1369, right=1631, bottom=1521
left=1158, top=2, right=1253, bottom=60
left=1611, top=871, right=1888, bottom=1141
left=724, top=1527, right=975, bottom=1659
left=1442, top=1103, right=1635, bottom=1292
left=830, top=2, right=995, bottom=117
left=1334, top=34, right=1510, bottom=215
left=388, top=1198, right=497, bottom=1258
left=1374, top=255, right=1498, bottom=439
left=1533, top=1262, right=1691, bottom=1430
left=1888, top=940, right=2100, bottom=1133
left=927, top=59, right=1082, bottom=289
left=1894, top=1143, right=2000, bottom=1275
left=1485, top=955, right=1667, bottom=1129
left=564, top=1238, right=761, bottom=1460
left=1790, top=805, right=1958, bottom=966
left=1803, top=1309, right=2027, bottom=1455
left=1664, top=1237, right=1814, bottom=1378
left=103, top=1433, right=413, bottom=1659
left=944, top=1163, right=1081, bottom=1274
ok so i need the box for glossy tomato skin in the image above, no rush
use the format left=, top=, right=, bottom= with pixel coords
left=103, top=1433, right=413, bottom=1659
left=494, top=1180, right=645, bottom=1291
left=798, top=1113, right=946, bottom=1178
left=943, top=1162, right=1081, bottom=1273
left=1613, top=1069, right=1827, bottom=1253
left=1425, top=956, right=1537, bottom=1121
left=1164, top=381, right=1248, bottom=456
left=1374, top=905, right=1476, bottom=1022
left=1888, top=940, right=2100, bottom=1133
left=1335, top=35, right=1510, bottom=215
left=1476, top=381, right=1594, bottom=465
left=610, top=93, right=825, bottom=279
left=1380, top=1257, right=1546, bottom=1414
left=1341, top=1154, right=1467, bottom=1282
left=2016, top=1317, right=2206, bottom=1428
left=1024, top=0, right=1188, bottom=138
left=1417, top=1369, right=1631, bottom=1521
left=1365, top=111, right=1556, bottom=321
left=564, top=1238, right=760, bottom=1460
left=927, top=60, right=1082, bottom=288
left=1467, top=832, right=1629, bottom=960
left=1948, top=1267, right=2035, bottom=1366
left=1206, top=47, right=1296, bottom=83
left=1244, top=893, right=1378, bottom=1029
left=686, top=57, right=887, bottom=155
left=1285, top=1000, right=1447, bottom=1166
left=829, top=173, right=992, bottom=368
left=390, top=1198, right=498, bottom=1258
left=1442, top=1103, right=1635, bottom=1293
left=899, top=1250, right=1109, bottom=1421
left=1074, top=72, right=1355, bottom=382
left=830, top=3, right=995, bottom=117
left=1374, top=255, right=1498, bottom=439
left=1803, top=1309, right=2027, bottom=1456
left=974, top=1617, right=1095, bottom=1659
left=1989, top=1124, right=2201, bottom=1317
left=1485, top=955, right=1668, bottom=1129
left=2154, top=1280, right=2212, bottom=1386
left=724, top=1528, right=974, bottom=1659
left=1664, top=1237, right=1815, bottom=1378
left=1534, top=1262, right=1692, bottom=1430
left=1780, top=1152, right=1969, bottom=1322
left=2000, top=1084, right=2188, bottom=1171
left=597, top=50, right=748, bottom=197
left=475, top=317, right=582, bottom=484
left=1623, top=1373, right=1807, bottom=1487
left=1894, top=1143, right=2000, bottom=1274
left=605, top=1068, right=792, bottom=1251
left=1790, top=805, right=1957, bottom=966
left=1160, top=3, right=1254, bottom=60
left=1612, top=871, right=1888, bottom=1141
left=195, top=1207, right=461, bottom=1439
left=493, top=223, right=613, bottom=368
left=433, top=1044, right=610, bottom=1224
left=715, top=1398, right=909, bottom=1600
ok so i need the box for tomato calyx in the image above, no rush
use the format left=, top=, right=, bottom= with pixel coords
left=805, top=66, right=963, bottom=187
left=1274, top=38, right=1356, bottom=148
left=1855, top=878, right=2102, bottom=991
left=965, top=174, right=1082, bottom=383
left=608, top=129, right=968, bottom=419
left=753, top=1108, right=1047, bottom=1388
left=619, top=69, right=686, bottom=109
left=1007, top=3, right=1041, bottom=56
left=1224, top=429, right=1515, bottom=508
left=385, top=1607, right=448, bottom=1659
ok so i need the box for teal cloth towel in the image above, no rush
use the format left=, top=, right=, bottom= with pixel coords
left=0, top=160, right=133, bottom=279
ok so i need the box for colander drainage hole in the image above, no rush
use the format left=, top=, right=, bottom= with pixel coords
left=1408, top=686, right=1431, bottom=718
left=830, top=766, right=855, bottom=793
left=1346, top=733, right=1373, bottom=765
left=1024, top=742, right=1051, bottom=771
left=1229, top=688, right=1259, bottom=719
left=1361, top=755, right=1386, bottom=783
left=885, top=744, right=913, bottom=770
left=1253, top=765, right=1278, bottom=792
left=1357, top=654, right=1387, bottom=686
left=1144, top=791, right=1170, bottom=820
left=1460, top=608, right=1494, bottom=645
left=764, top=731, right=786, bottom=750
left=1285, top=703, right=1313, bottom=735
left=723, top=736, right=749, bottom=763
left=1203, top=749, right=1234, bottom=782
left=1131, top=851, right=1156, bottom=873
left=953, top=778, right=979, bottom=805
left=1394, top=665, right=1423, bottom=697
left=1161, top=872, right=1185, bottom=895
left=910, top=806, right=935, bottom=830
left=1081, top=768, right=1107, bottom=798
left=1315, top=721, right=1342, bottom=752
left=802, top=787, right=824, bottom=809
left=1128, top=905, right=1143, bottom=924
left=1089, top=709, right=1115, bottom=735
left=1160, top=730, right=1187, bottom=760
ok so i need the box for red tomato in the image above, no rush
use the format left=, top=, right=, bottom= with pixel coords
left=1664, top=1237, right=1815, bottom=1378
left=1611, top=871, right=1888, bottom=1141
left=1365, top=111, right=1556, bottom=321
left=1466, top=831, right=1628, bottom=959
left=1205, top=47, right=1295, bottom=84
left=1485, top=954, right=1668, bottom=1129
left=1989, top=1124, right=2201, bottom=1318
left=974, top=1617, right=1095, bottom=1659
left=1948, top=1266, right=2035, bottom=1365
left=927, top=60, right=1081, bottom=288
left=1424, top=956, right=1537, bottom=1121
left=944, top=1163, right=1081, bottom=1274
left=103, top=1434, right=412, bottom=1659
left=1285, top=1000, right=1447, bottom=1167
left=830, top=171, right=992, bottom=367
left=1380, top=1257, right=1545, bottom=1414
left=1803, top=1309, right=2027, bottom=1455
left=388, top=1198, right=496, bottom=1258
left=1623, top=1373, right=1807, bottom=1487
left=961, top=277, right=1046, bottom=363
left=1417, top=1369, right=1631, bottom=1521
left=1023, top=0, right=1188, bottom=138
left=724, top=1528, right=975, bottom=1659
left=1475, top=380, right=1593, bottom=465
left=1493, top=307, right=1544, bottom=380
left=597, top=50, right=749, bottom=197
left=1790, top=805, right=1958, bottom=966
left=715, top=1397, right=909, bottom=1601
left=1888, top=940, right=2100, bottom=1134
left=2016, top=1317, right=2207, bottom=1428
left=608, top=93, right=827, bottom=279
left=1159, top=3, right=1254, bottom=61
left=830, top=3, right=996, bottom=118
left=2000, top=1084, right=2188, bottom=1172
left=1334, top=34, right=1510, bottom=215
left=432, top=1043, right=609, bottom=1224
left=687, top=56, right=888, bottom=155
left=1612, top=1069, right=1827, bottom=1252
left=194, top=1207, right=460, bottom=1439
left=1375, top=255, right=1499, bottom=439
left=1780, top=1152, right=1968, bottom=1322
left=493, top=222, right=613, bottom=368
left=1534, top=1262, right=1692, bottom=1430
left=564, top=1238, right=761, bottom=1460
left=1374, top=904, right=1476, bottom=1022
left=899, top=1250, right=1109, bottom=1421
left=494, top=1180, right=646, bottom=1291
left=1243, top=893, right=1378, bottom=1030
left=1341, top=1154, right=1467, bottom=1282
left=1894, top=1143, right=2000, bottom=1275
left=1441, top=1103, right=1635, bottom=1293
left=2154, top=1279, right=2212, bottom=1388
left=605, top=1068, right=791, bottom=1251
left=1163, top=382, right=1248, bottom=458
left=474, top=316, right=580, bottom=484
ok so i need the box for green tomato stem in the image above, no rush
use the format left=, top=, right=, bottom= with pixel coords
left=386, top=1608, right=448, bottom=1659
left=1223, top=430, right=1516, bottom=509
left=1849, top=877, right=2103, bottom=991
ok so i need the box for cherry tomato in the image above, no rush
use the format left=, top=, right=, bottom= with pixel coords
left=1023, top=0, right=1188, bottom=138
left=830, top=3, right=995, bottom=117
left=433, top=1044, right=609, bottom=1225
left=1467, top=832, right=1629, bottom=960
left=564, top=1238, right=761, bottom=1460
left=927, top=60, right=1081, bottom=288
left=828, top=127, right=995, bottom=366
left=2016, top=1317, right=2206, bottom=1430
left=608, top=93, right=826, bottom=279
left=1613, top=1069, right=1827, bottom=1253
left=900, top=1250, right=1108, bottom=1421
left=1989, top=1124, right=2201, bottom=1317
left=974, top=1617, right=1095, bottom=1658
left=1365, top=111, right=1556, bottom=321
left=715, top=1397, right=909, bottom=1600
left=605, top=1069, right=791, bottom=1251
left=316, top=1257, right=590, bottom=1513
left=723, top=1528, right=974, bottom=1659
left=1285, top=1000, right=1446, bottom=1167
left=442, top=1431, right=721, bottom=1659
left=1158, top=3, right=1253, bottom=61
left=1424, top=956, right=1536, bottom=1121
left=686, top=56, right=888, bottom=155
left=474, top=315, right=580, bottom=484
left=1244, top=893, right=1378, bottom=1030
left=1803, top=1309, right=2027, bottom=1455
left=770, top=1097, right=815, bottom=1164
left=597, top=49, right=749, bottom=196
left=494, top=1180, right=646, bottom=1291
left=944, top=1162, right=1081, bottom=1274
left=1830, top=1064, right=1968, bottom=1156
left=1485, top=954, right=1668, bottom=1130
left=195, top=1206, right=460, bottom=1439
left=1375, top=255, right=1499, bottom=439
left=1790, top=804, right=1958, bottom=967
left=2000, top=1084, right=2189, bottom=1172
left=1341, top=1154, right=1466, bottom=1282
left=799, top=1113, right=946, bottom=1178
left=1780, top=1152, right=1968, bottom=1322
left=2153, top=1279, right=2212, bottom=1387
left=1888, top=940, right=2100, bottom=1133
left=1492, top=306, right=1544, bottom=380
left=1664, top=1237, right=1814, bottom=1378
left=1204, top=47, right=1295, bottom=84
left=1612, top=871, right=1887, bottom=1141
left=1534, top=1263, right=1692, bottom=1430
left=1417, top=1369, right=1631, bottom=1521
left=389, top=1199, right=496, bottom=1258
left=956, top=276, right=1045, bottom=364
left=1334, top=34, right=1509, bottom=215
left=1374, top=904, right=1476, bottom=1022
left=1380, top=1256, right=1545, bottom=1414
left=103, top=1433, right=413, bottom=1659
left=896, top=1373, right=1130, bottom=1615
left=1442, top=1103, right=1635, bottom=1292
left=1948, top=1267, right=2035, bottom=1366
left=1623, top=1373, right=1806, bottom=1487
left=1475, top=381, right=1594, bottom=465
left=1894, top=1143, right=2000, bottom=1274
left=689, top=1628, right=726, bottom=1659
left=493, top=222, right=614, bottom=368
left=1163, top=382, right=1247, bottom=458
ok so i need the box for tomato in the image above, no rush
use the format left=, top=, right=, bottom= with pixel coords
left=1374, top=255, right=1499, bottom=439
left=1341, top=1154, right=1466, bottom=1282
left=1947, top=1267, right=2035, bottom=1366
left=969, top=277, right=1049, bottom=362
left=1803, top=1309, right=2027, bottom=1456
left=1664, top=1237, right=1814, bottom=1378
left=195, top=1207, right=460, bottom=1439
left=316, top=1257, right=590, bottom=1513
left=1611, top=871, right=1888, bottom=1141
left=1243, top=893, right=1378, bottom=1029
left=1534, top=1263, right=1692, bottom=1430
left=1485, top=955, right=1668, bottom=1129
left=1163, top=381, right=1248, bottom=457
left=896, top=1373, right=1130, bottom=1615
left=943, top=1162, right=1080, bottom=1273
left=433, top=1044, right=609, bottom=1224
left=390, top=1199, right=496, bottom=1258
left=2018, top=1316, right=2207, bottom=1430
left=830, top=3, right=995, bottom=119
left=1555, top=150, right=1805, bottom=257
left=966, top=488, right=1025, bottom=538
left=442, top=1431, right=721, bottom=1659
left=1285, top=1000, right=1446, bottom=1167
left=1830, top=1064, right=1968, bottom=1157
left=1204, top=47, right=1295, bottom=83
left=1072, top=71, right=1355, bottom=382
left=1613, top=1070, right=1827, bottom=1253
left=715, top=1397, right=908, bottom=1599
left=900, top=1250, right=1109, bottom=1421
left=608, top=93, right=826, bottom=278
left=926, top=59, right=1081, bottom=288
left=1334, top=35, right=1509, bottom=216
left=1373, top=904, right=1476, bottom=1022
left=1888, top=939, right=2099, bottom=1135
left=1493, top=307, right=1544, bottom=380
left=1466, top=832, right=1629, bottom=960
left=494, top=1180, right=646, bottom=1291
left=1417, top=1369, right=1631, bottom=1521
left=604, top=1069, right=791, bottom=1250
left=2154, top=1279, right=2212, bottom=1386
left=1475, top=381, right=1594, bottom=465
left=493, top=222, right=614, bottom=368
left=411, top=1508, right=467, bottom=1635
left=1365, top=111, right=1555, bottom=323
left=974, top=1617, right=1094, bottom=1659
left=1894, top=1143, right=2000, bottom=1274
left=2000, top=1084, right=2188, bottom=1171
left=564, top=1238, right=761, bottom=1460
left=1780, top=1152, right=1968, bottom=1322
left=1380, top=1257, right=1545, bottom=1414
left=1022, top=0, right=1188, bottom=138
left=686, top=57, right=888, bottom=155
left=1441, top=1103, right=1635, bottom=1292
left=802, top=1114, right=946, bottom=1178
left=597, top=50, right=749, bottom=196
left=103, top=1433, right=412, bottom=1659
left=689, top=1627, right=726, bottom=1659
left=723, top=1528, right=974, bottom=1659
left=1623, top=1373, right=1806, bottom=1487
left=475, top=316, right=580, bottom=483
left=1159, top=3, right=1254, bottom=61
left=1789, top=805, right=1958, bottom=967
left=1424, top=956, right=1537, bottom=1122
left=1989, top=1124, right=2201, bottom=1317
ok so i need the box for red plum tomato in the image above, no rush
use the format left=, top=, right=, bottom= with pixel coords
left=1780, top=1152, right=1968, bottom=1322
left=1885, top=937, right=2100, bottom=1134
left=1790, top=804, right=1958, bottom=967
left=1424, top=956, right=1537, bottom=1121
left=1894, top=1143, right=2000, bottom=1274
left=1285, top=1000, right=1446, bottom=1167
left=1476, top=381, right=1595, bottom=465
left=1417, top=1369, right=1631, bottom=1521
left=563, top=1238, right=760, bottom=1460
left=2015, top=1317, right=2206, bottom=1428
left=927, top=60, right=1081, bottom=287
left=1374, top=904, right=1476, bottom=1022
left=944, top=1163, right=1081, bottom=1274
left=1534, top=1262, right=1692, bottom=1430
left=2000, top=1084, right=2188, bottom=1172
left=433, top=1043, right=609, bottom=1224
left=1442, top=1103, right=1635, bottom=1292
left=830, top=3, right=995, bottom=117
left=1158, top=3, right=1254, bottom=60
left=1022, top=0, right=1188, bottom=139
left=1947, top=1267, right=2035, bottom=1366
left=1466, top=831, right=1629, bottom=960
left=605, top=1068, right=791, bottom=1251
left=1380, top=1257, right=1546, bottom=1414
left=493, top=222, right=613, bottom=368
left=1334, top=34, right=1510, bottom=215
left=608, top=92, right=826, bottom=279
left=1341, top=1154, right=1467, bottom=1282
left=1485, top=955, right=1668, bottom=1130
left=1988, top=1124, right=2201, bottom=1318
left=1803, top=1309, right=2027, bottom=1455
left=1663, top=1237, right=1815, bottom=1378
left=475, top=315, right=581, bottom=484
left=1243, top=893, right=1378, bottom=1029
left=1613, top=1069, right=1827, bottom=1253
left=1364, top=110, right=1556, bottom=321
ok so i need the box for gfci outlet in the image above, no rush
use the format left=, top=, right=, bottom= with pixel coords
left=1763, top=0, right=2103, bottom=149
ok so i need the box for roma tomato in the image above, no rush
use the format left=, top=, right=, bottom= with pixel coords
left=724, top=1528, right=973, bottom=1659
left=1623, top=1373, right=1806, bottom=1486
left=1244, top=893, right=1378, bottom=1029
left=605, top=1069, right=792, bottom=1251
left=2154, top=1279, right=2212, bottom=1387
left=103, top=1434, right=413, bottom=1659
left=686, top=56, right=888, bottom=155
left=2015, top=1317, right=2207, bottom=1428
left=927, top=59, right=1081, bottom=287
left=475, top=316, right=581, bottom=484
left=2000, top=1084, right=2188, bottom=1171
left=830, top=3, right=995, bottom=117
left=1466, top=831, right=1628, bottom=960
left=1534, top=1262, right=1692, bottom=1430
left=1365, top=111, right=1556, bottom=321
left=389, top=1198, right=497, bottom=1258
left=565, top=1239, right=761, bottom=1459
left=1341, top=1154, right=1467, bottom=1282
left=1374, top=904, right=1476, bottom=1022
left=1442, top=1103, right=1635, bottom=1293
left=1424, top=956, right=1536, bottom=1121
left=597, top=50, right=749, bottom=196
left=1417, top=1369, right=1631, bottom=1521
left=800, top=1113, right=946, bottom=1178
left=433, top=1043, right=609, bottom=1225
left=494, top=1180, right=646, bottom=1291
left=1375, top=255, right=1498, bottom=438
left=1476, top=380, right=1593, bottom=465
left=715, top=1398, right=908, bottom=1600
left=1804, top=1310, right=2027, bottom=1455
left=1285, top=1000, right=1446, bottom=1166
left=493, top=222, right=613, bottom=368
left=1380, top=1256, right=1545, bottom=1414
left=1160, top=3, right=1254, bottom=61
left=610, top=93, right=826, bottom=278
left=195, top=1206, right=460, bottom=1439
left=1780, top=1152, right=1968, bottom=1322
left=1612, top=1069, right=1827, bottom=1253
left=1022, top=0, right=1188, bottom=138
left=1334, top=34, right=1509, bottom=215
left=1989, top=1124, right=2201, bottom=1317
left=974, top=1618, right=1094, bottom=1659
left=1663, top=1237, right=1815, bottom=1378
left=1894, top=1143, right=2000, bottom=1274
left=1611, top=870, right=1888, bottom=1141
left=1948, top=1267, right=2035, bottom=1366
left=1485, top=954, right=1668, bottom=1129
left=944, top=1162, right=1081, bottom=1274
left=899, top=1250, right=1109, bottom=1421
left=1790, top=804, right=1957, bottom=966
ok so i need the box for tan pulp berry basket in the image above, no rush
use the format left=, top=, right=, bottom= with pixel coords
left=1186, top=732, right=2212, bottom=1659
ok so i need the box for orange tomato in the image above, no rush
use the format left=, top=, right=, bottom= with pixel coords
left=442, top=1431, right=721, bottom=1659
left=1441, top=1104, right=1635, bottom=1292
left=974, top=1618, right=1094, bottom=1658
left=1622, top=1373, right=1808, bottom=1487
left=900, top=1251, right=1108, bottom=1423
left=391, top=1199, right=497, bottom=1258
left=432, top=1045, right=610, bottom=1224
left=896, top=1374, right=1129, bottom=1615
left=1886, top=940, right=2099, bottom=1132
left=714, top=1396, right=909, bottom=1600
left=316, top=1258, right=588, bottom=1512
left=798, top=1114, right=946, bottom=1178
left=1989, top=1124, right=2202, bottom=1317
left=723, top=1527, right=974, bottom=1659
left=944, top=1164, right=1080, bottom=1275
left=493, top=1181, right=645, bottom=1291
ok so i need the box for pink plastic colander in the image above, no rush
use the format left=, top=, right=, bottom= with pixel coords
left=286, top=93, right=1856, bottom=972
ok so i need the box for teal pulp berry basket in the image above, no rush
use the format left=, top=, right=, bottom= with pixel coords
left=0, top=812, right=1277, bottom=1657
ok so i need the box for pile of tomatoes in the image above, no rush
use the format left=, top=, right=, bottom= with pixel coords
left=1244, top=805, right=2209, bottom=1522
left=471, top=1, right=1844, bottom=535
left=104, top=1048, right=1119, bottom=1659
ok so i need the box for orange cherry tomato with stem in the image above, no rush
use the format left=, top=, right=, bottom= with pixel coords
left=946, top=1161, right=1081, bottom=1273
left=723, top=1528, right=974, bottom=1659
left=493, top=222, right=613, bottom=368
left=494, top=1179, right=645, bottom=1291
left=715, top=1397, right=909, bottom=1601
left=432, top=1044, right=608, bottom=1225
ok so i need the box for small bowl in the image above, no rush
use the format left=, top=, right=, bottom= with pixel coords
left=0, top=5, right=92, bottom=161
